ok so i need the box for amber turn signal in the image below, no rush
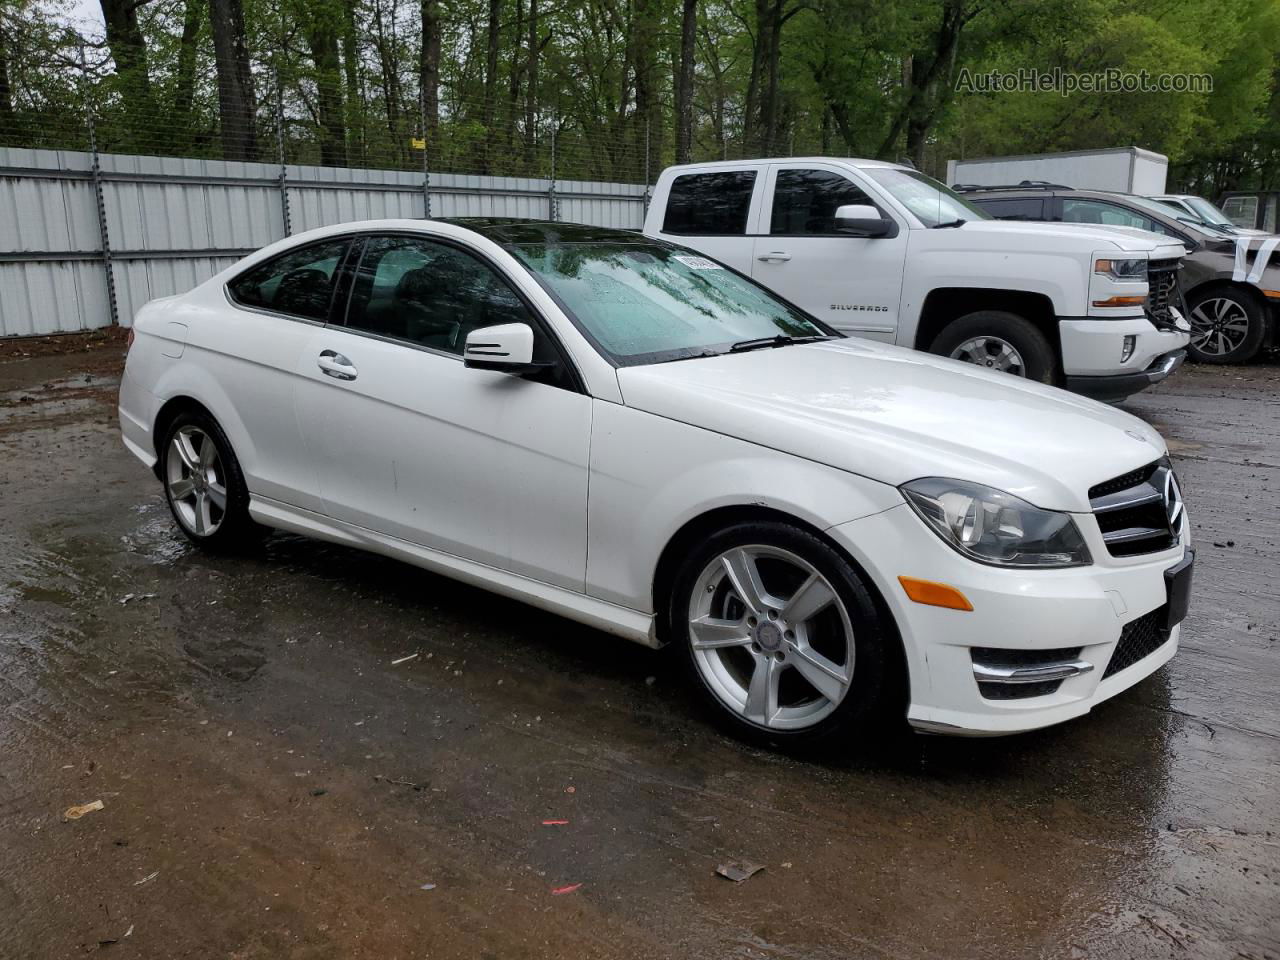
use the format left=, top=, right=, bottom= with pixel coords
left=1091, top=295, right=1147, bottom=308
left=898, top=576, right=973, bottom=611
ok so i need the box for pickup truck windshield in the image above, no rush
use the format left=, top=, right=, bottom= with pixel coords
left=864, top=168, right=992, bottom=228
left=509, top=242, right=832, bottom=366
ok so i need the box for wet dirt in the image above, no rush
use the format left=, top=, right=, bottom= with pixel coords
left=0, top=344, right=1277, bottom=959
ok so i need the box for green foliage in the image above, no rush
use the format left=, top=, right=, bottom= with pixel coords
left=0, top=0, right=1276, bottom=192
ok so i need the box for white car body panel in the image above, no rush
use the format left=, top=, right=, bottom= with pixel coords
left=119, top=218, right=1190, bottom=737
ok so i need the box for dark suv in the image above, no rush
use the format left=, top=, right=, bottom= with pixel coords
left=955, top=183, right=1279, bottom=364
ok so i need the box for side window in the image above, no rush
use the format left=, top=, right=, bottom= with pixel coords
left=1221, top=196, right=1258, bottom=229
left=662, top=171, right=756, bottom=235
left=1062, top=199, right=1162, bottom=233
left=975, top=197, right=1045, bottom=221
left=228, top=239, right=350, bottom=321
left=770, top=168, right=874, bottom=235
left=1265, top=196, right=1277, bottom=233
left=344, top=236, right=534, bottom=357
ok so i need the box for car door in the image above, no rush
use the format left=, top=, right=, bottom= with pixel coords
left=292, top=233, right=592, bottom=590
left=652, top=167, right=764, bottom=273
left=214, top=236, right=354, bottom=513
left=750, top=163, right=908, bottom=342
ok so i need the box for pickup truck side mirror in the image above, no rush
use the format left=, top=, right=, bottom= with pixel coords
left=463, top=323, right=553, bottom=375
left=834, top=204, right=897, bottom=238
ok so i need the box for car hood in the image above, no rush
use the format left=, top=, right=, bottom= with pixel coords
left=616, top=338, right=1167, bottom=512
left=959, top=218, right=1183, bottom=255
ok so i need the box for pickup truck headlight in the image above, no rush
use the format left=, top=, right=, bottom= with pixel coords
left=901, top=478, right=1092, bottom=568
left=1094, top=258, right=1148, bottom=281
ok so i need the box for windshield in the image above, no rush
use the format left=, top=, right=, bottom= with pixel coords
left=509, top=242, right=833, bottom=366
left=1129, top=195, right=1238, bottom=238
left=863, top=167, right=992, bottom=227
left=1180, top=196, right=1236, bottom=227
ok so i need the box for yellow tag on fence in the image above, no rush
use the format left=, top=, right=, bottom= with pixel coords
left=410, top=138, right=426, bottom=150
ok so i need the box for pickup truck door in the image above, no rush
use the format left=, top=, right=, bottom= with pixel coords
left=650, top=166, right=766, bottom=274
left=750, top=162, right=908, bottom=343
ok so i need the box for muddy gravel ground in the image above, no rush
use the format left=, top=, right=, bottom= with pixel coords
left=0, top=337, right=1277, bottom=959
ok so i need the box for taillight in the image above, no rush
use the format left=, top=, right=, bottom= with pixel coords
left=126, top=327, right=135, bottom=350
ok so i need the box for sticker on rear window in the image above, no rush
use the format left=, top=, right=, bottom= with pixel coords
left=672, top=254, right=723, bottom=270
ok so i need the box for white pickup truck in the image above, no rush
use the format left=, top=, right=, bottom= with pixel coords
left=643, top=159, right=1191, bottom=401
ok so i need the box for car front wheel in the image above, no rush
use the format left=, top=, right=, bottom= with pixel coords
left=669, top=521, right=899, bottom=749
left=1187, top=286, right=1267, bottom=363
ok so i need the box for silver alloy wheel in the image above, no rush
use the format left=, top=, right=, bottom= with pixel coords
left=949, top=336, right=1026, bottom=376
left=688, top=545, right=855, bottom=730
left=165, top=425, right=227, bottom=537
left=1189, top=297, right=1250, bottom=356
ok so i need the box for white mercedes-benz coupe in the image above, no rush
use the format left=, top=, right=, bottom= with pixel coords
left=119, top=218, right=1193, bottom=745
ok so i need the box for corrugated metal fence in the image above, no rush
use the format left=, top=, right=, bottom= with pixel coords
left=0, top=147, right=650, bottom=338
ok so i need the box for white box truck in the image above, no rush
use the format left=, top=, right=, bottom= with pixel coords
left=947, top=148, right=1168, bottom=194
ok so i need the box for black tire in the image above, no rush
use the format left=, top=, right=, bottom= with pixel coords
left=929, top=310, right=1057, bottom=384
left=667, top=520, right=903, bottom=752
left=159, top=409, right=263, bottom=549
left=1186, top=285, right=1268, bottom=364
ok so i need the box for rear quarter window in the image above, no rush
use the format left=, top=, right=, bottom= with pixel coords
left=227, top=238, right=351, bottom=322
left=971, top=196, right=1046, bottom=221
left=662, top=171, right=756, bottom=235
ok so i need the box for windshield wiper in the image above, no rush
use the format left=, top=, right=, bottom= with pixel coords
left=931, top=218, right=967, bottom=229
left=728, top=334, right=830, bottom=353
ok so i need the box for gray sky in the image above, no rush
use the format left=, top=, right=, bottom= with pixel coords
left=61, top=0, right=105, bottom=39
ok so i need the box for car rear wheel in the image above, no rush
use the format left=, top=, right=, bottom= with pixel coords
left=160, top=411, right=261, bottom=549
left=669, top=521, right=899, bottom=749
left=930, top=311, right=1057, bottom=384
left=1187, top=286, right=1267, bottom=363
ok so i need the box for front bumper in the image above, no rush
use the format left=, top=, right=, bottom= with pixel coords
left=1058, top=314, right=1190, bottom=400
left=1065, top=349, right=1186, bottom=403
left=828, top=503, right=1189, bottom=736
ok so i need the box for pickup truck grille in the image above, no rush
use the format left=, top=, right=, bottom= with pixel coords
left=1089, top=459, right=1181, bottom=557
left=1145, top=258, right=1183, bottom=330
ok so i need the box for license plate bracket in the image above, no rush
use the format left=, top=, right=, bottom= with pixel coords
left=1163, top=549, right=1194, bottom=633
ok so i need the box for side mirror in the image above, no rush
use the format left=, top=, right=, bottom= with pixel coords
left=834, top=204, right=896, bottom=238
left=463, top=323, right=552, bottom=374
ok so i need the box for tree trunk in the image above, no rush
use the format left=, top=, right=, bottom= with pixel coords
left=98, top=0, right=155, bottom=122
left=0, top=20, right=14, bottom=140
left=342, top=0, right=362, bottom=161
left=209, top=0, right=258, bottom=161
left=877, top=0, right=970, bottom=162
left=481, top=0, right=501, bottom=172
left=173, top=0, right=202, bottom=119
left=419, top=0, right=441, bottom=149
left=507, top=0, right=523, bottom=156
left=673, top=0, right=697, bottom=164
left=305, top=11, right=348, bottom=167
left=522, top=0, right=540, bottom=169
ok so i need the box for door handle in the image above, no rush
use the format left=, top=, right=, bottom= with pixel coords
left=317, top=350, right=358, bottom=381
left=757, top=251, right=791, bottom=263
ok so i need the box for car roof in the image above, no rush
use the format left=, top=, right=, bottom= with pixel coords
left=441, top=218, right=650, bottom=245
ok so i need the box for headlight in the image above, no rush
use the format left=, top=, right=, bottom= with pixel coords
left=901, top=478, right=1091, bottom=568
left=1094, top=258, right=1148, bottom=282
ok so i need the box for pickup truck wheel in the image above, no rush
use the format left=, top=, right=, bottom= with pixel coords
left=1186, top=286, right=1267, bottom=363
left=930, top=311, right=1057, bottom=384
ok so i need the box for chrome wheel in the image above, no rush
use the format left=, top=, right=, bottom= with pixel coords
left=1189, top=297, right=1250, bottom=356
left=688, top=545, right=854, bottom=730
left=165, top=425, right=227, bottom=537
left=949, top=336, right=1026, bottom=375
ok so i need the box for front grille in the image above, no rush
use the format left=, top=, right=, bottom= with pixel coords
left=1104, top=606, right=1171, bottom=678
left=1145, top=258, right=1183, bottom=330
left=1089, top=459, right=1178, bottom=557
